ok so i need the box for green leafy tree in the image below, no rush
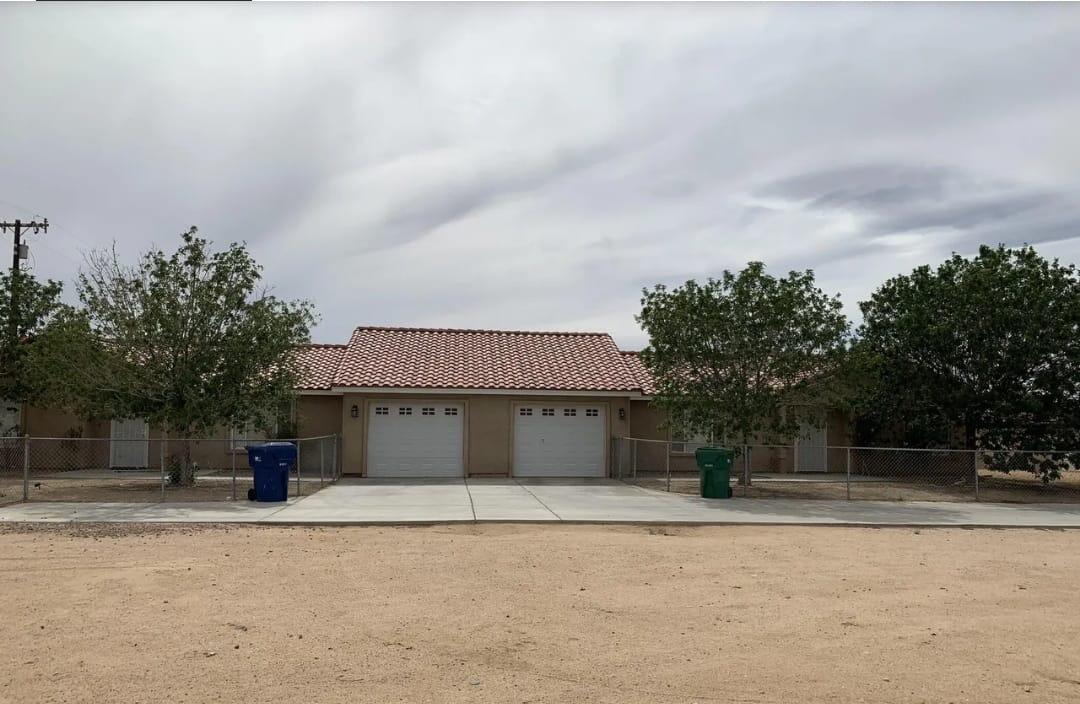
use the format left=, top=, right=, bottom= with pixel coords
left=0, top=270, right=66, bottom=408
left=637, top=262, right=850, bottom=448
left=857, top=244, right=1080, bottom=480
left=32, top=228, right=317, bottom=483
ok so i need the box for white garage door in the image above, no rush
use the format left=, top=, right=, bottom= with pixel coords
left=367, top=402, right=464, bottom=477
left=513, top=404, right=606, bottom=477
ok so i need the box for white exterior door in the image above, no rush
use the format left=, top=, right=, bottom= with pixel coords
left=0, top=400, right=20, bottom=437
left=366, top=402, right=464, bottom=477
left=513, top=403, right=606, bottom=477
left=110, top=418, right=149, bottom=468
left=795, top=416, right=828, bottom=472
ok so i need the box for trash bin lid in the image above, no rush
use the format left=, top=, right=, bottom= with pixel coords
left=694, top=446, right=734, bottom=459
left=246, top=441, right=297, bottom=467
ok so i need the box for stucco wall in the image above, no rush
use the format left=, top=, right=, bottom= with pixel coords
left=296, top=395, right=342, bottom=438
left=338, top=392, right=633, bottom=476
left=628, top=400, right=666, bottom=440
left=467, top=395, right=512, bottom=475
left=626, top=399, right=669, bottom=473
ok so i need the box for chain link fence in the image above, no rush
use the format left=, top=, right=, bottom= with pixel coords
left=612, top=437, right=1080, bottom=503
left=0, top=434, right=340, bottom=505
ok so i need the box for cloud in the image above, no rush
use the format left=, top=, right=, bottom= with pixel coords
left=759, top=162, right=1080, bottom=255
left=2, top=2, right=1080, bottom=350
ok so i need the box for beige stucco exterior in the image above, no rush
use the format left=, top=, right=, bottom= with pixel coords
left=12, top=396, right=345, bottom=474
left=12, top=391, right=850, bottom=477
left=336, top=392, right=633, bottom=476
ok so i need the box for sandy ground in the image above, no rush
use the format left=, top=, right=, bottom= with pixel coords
left=634, top=470, right=1080, bottom=503
left=1, top=524, right=1078, bottom=704
left=0, top=478, right=323, bottom=506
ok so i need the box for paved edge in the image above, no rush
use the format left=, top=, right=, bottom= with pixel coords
left=1, top=517, right=1078, bottom=529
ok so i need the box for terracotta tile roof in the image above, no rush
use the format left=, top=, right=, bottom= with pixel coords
left=294, top=344, right=347, bottom=390
left=620, top=351, right=657, bottom=396
left=332, top=327, right=642, bottom=392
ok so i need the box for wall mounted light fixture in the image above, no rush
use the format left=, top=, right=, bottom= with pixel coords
left=618, top=408, right=626, bottom=420
left=350, top=404, right=359, bottom=418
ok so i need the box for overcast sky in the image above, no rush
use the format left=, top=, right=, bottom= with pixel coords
left=2, top=3, right=1079, bottom=349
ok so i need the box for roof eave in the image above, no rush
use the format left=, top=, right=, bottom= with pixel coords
left=327, top=386, right=646, bottom=398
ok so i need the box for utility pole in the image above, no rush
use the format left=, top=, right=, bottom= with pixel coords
left=0, top=217, right=47, bottom=354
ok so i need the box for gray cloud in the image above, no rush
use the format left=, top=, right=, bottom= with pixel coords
left=2, top=2, right=1080, bottom=350
left=760, top=161, right=1080, bottom=259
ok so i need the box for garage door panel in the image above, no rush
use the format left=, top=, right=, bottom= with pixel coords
left=514, top=404, right=606, bottom=477
left=367, top=402, right=464, bottom=477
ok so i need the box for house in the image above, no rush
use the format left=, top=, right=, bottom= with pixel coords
left=8, top=325, right=850, bottom=477
left=290, top=326, right=850, bottom=477
left=292, top=327, right=643, bottom=477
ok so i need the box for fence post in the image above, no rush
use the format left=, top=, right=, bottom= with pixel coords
left=631, top=439, right=637, bottom=479
left=613, top=438, right=620, bottom=480
left=22, top=434, right=30, bottom=502
left=973, top=450, right=980, bottom=502
left=846, top=446, right=851, bottom=501
left=160, top=431, right=167, bottom=500
left=333, top=433, right=339, bottom=480
left=320, top=436, right=326, bottom=488
left=295, top=440, right=301, bottom=498
left=743, top=445, right=750, bottom=493
left=665, top=440, right=671, bottom=492
left=230, top=439, right=237, bottom=501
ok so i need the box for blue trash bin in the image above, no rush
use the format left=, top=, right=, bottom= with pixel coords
left=246, top=442, right=296, bottom=502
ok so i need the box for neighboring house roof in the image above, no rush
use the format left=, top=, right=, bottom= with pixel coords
left=294, top=344, right=348, bottom=390
left=330, top=326, right=643, bottom=392
left=620, top=351, right=657, bottom=396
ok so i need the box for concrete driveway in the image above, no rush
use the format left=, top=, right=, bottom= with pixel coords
left=4, top=478, right=1080, bottom=526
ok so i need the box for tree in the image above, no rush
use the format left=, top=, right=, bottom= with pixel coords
left=32, top=228, right=317, bottom=483
left=0, top=270, right=66, bottom=407
left=857, top=244, right=1080, bottom=481
left=637, top=262, right=850, bottom=448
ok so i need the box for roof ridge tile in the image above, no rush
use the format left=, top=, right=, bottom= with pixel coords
left=353, top=325, right=611, bottom=337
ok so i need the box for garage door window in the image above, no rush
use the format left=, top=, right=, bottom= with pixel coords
left=375, top=406, right=389, bottom=415
left=519, top=408, right=533, bottom=416
left=542, top=408, right=555, bottom=416
left=422, top=407, right=435, bottom=416
left=399, top=407, right=412, bottom=416
left=444, top=408, right=458, bottom=416
left=563, top=408, right=577, bottom=416
left=585, top=408, right=599, bottom=417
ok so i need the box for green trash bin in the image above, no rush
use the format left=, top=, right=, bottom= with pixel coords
left=695, top=447, right=734, bottom=499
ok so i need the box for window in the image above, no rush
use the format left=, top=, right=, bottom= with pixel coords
left=399, top=407, right=413, bottom=416
left=585, top=408, right=599, bottom=417
left=563, top=408, right=577, bottom=417
left=374, top=406, right=389, bottom=416
left=444, top=408, right=458, bottom=416
left=541, top=408, right=555, bottom=416
left=519, top=408, right=533, bottom=416
left=671, top=430, right=712, bottom=455
left=421, top=407, right=435, bottom=416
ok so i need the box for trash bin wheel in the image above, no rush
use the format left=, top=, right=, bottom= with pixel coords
left=247, top=488, right=256, bottom=501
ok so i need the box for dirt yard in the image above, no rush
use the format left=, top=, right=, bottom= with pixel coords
left=1, top=524, right=1078, bottom=703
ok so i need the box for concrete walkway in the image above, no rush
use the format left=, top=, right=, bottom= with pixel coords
left=2, top=478, right=1080, bottom=527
